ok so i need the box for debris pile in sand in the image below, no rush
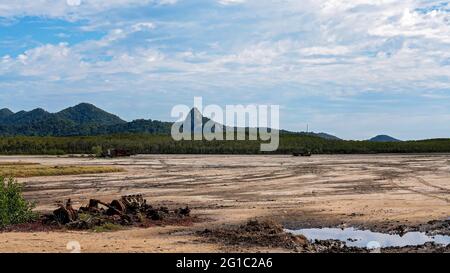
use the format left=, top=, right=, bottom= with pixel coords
left=44, top=194, right=192, bottom=230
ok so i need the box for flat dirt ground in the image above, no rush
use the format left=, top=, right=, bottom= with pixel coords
left=0, top=154, right=449, bottom=253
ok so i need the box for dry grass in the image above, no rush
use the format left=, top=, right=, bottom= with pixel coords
left=0, top=162, right=124, bottom=178
left=0, top=162, right=40, bottom=166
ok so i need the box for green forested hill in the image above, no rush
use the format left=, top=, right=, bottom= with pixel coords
left=55, top=103, right=126, bottom=126
left=0, top=108, right=14, bottom=120
left=0, top=103, right=173, bottom=136
left=1, top=103, right=450, bottom=155
left=0, top=103, right=340, bottom=141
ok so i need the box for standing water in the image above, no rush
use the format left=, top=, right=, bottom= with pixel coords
left=286, top=227, right=450, bottom=248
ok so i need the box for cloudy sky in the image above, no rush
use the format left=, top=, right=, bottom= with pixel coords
left=0, top=0, right=449, bottom=140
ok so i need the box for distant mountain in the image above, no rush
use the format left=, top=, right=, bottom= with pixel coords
left=176, top=107, right=224, bottom=134
left=0, top=107, right=79, bottom=136
left=0, top=103, right=340, bottom=139
left=0, top=108, right=14, bottom=120
left=303, top=132, right=341, bottom=140
left=280, top=130, right=341, bottom=140
left=0, top=103, right=173, bottom=136
left=2, top=108, right=53, bottom=125
left=315, top=132, right=341, bottom=140
left=369, top=135, right=401, bottom=142
left=56, top=103, right=125, bottom=126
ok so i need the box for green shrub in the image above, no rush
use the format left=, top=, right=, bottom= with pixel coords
left=91, top=145, right=103, bottom=157
left=0, top=177, right=37, bottom=228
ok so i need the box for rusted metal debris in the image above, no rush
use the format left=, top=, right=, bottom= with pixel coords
left=46, top=194, right=191, bottom=230
left=52, top=199, right=78, bottom=224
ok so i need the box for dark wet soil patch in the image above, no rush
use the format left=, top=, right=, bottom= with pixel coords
left=199, top=216, right=450, bottom=253
left=278, top=209, right=450, bottom=238
left=382, top=242, right=450, bottom=253
left=0, top=220, right=62, bottom=233
left=345, top=218, right=450, bottom=237
left=198, top=220, right=309, bottom=251
left=197, top=220, right=370, bottom=253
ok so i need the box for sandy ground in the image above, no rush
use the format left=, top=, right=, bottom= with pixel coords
left=0, top=154, right=449, bottom=253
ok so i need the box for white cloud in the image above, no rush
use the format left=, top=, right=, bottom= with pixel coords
left=1, top=0, right=450, bottom=139
left=299, top=46, right=350, bottom=56
left=0, top=0, right=177, bottom=19
left=1, top=0, right=450, bottom=98
left=6, top=43, right=86, bottom=80
left=218, top=0, right=246, bottom=5
left=132, top=22, right=156, bottom=32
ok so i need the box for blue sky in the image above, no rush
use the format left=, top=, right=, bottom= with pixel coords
left=0, top=0, right=450, bottom=140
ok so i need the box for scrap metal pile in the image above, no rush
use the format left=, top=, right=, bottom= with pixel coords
left=45, top=194, right=191, bottom=230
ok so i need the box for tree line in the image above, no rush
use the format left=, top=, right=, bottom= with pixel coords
left=1, top=133, right=450, bottom=155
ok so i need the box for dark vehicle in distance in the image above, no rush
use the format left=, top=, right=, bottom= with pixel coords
left=102, top=149, right=134, bottom=158
left=292, top=150, right=312, bottom=157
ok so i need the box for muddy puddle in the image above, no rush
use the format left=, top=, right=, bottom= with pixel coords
left=286, top=227, right=450, bottom=248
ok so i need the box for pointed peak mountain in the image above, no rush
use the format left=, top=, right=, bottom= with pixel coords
left=191, top=107, right=221, bottom=123
left=189, top=107, right=202, bottom=114
left=188, top=107, right=207, bottom=120
left=177, top=108, right=223, bottom=134
left=183, top=108, right=205, bottom=133
left=56, top=103, right=126, bottom=126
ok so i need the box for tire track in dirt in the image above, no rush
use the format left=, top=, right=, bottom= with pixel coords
left=387, top=177, right=450, bottom=203
left=415, top=177, right=450, bottom=194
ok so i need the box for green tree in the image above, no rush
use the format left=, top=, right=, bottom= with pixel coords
left=0, top=177, right=37, bottom=228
